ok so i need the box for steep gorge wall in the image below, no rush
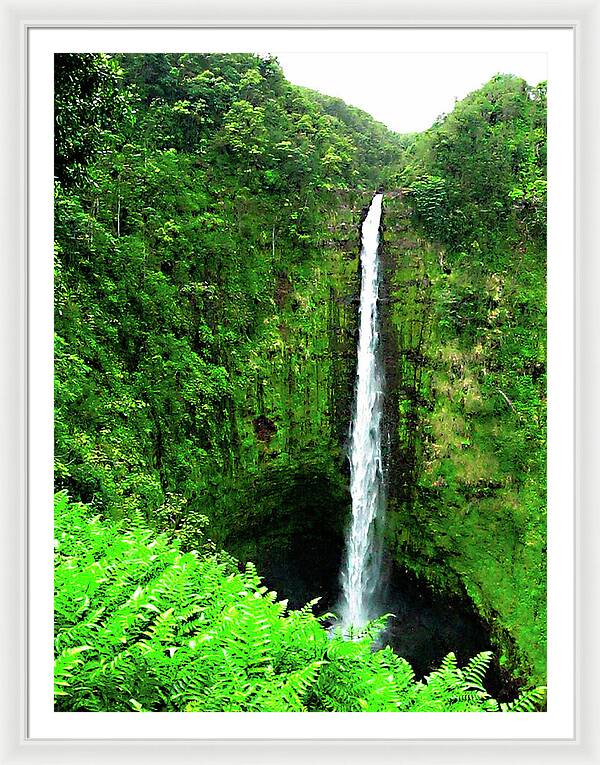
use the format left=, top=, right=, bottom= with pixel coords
left=380, top=192, right=546, bottom=686
left=212, top=191, right=373, bottom=606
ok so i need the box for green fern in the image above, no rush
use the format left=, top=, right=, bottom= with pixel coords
left=501, top=686, right=547, bottom=712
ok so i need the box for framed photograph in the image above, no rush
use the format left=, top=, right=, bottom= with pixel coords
left=1, top=1, right=596, bottom=763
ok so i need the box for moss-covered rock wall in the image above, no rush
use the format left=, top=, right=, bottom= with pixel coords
left=212, top=191, right=373, bottom=600
left=381, top=192, right=546, bottom=687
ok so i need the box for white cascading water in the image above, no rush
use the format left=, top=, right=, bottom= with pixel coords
left=339, top=192, right=385, bottom=631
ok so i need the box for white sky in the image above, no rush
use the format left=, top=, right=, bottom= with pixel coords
left=273, top=52, right=547, bottom=134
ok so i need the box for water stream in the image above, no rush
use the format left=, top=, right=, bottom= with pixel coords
left=339, top=192, right=385, bottom=630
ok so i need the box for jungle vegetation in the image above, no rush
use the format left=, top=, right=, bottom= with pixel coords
left=54, top=53, right=547, bottom=711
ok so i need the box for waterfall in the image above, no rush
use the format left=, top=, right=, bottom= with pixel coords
left=339, top=192, right=385, bottom=631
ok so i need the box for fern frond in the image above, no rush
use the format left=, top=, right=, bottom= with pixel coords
left=502, top=686, right=547, bottom=712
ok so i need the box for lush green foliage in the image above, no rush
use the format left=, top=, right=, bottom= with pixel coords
left=55, top=53, right=129, bottom=188
left=54, top=54, right=390, bottom=544
left=385, top=75, right=547, bottom=684
left=54, top=54, right=548, bottom=706
left=55, top=494, right=545, bottom=712
left=403, top=75, right=547, bottom=249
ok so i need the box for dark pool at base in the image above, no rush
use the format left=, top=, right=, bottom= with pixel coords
left=257, top=545, right=520, bottom=703
left=375, top=569, right=520, bottom=702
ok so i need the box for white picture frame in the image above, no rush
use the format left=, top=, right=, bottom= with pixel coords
left=1, top=0, right=597, bottom=762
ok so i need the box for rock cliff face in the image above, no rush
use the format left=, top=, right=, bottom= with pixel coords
left=381, top=192, right=546, bottom=687
left=213, top=191, right=372, bottom=609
